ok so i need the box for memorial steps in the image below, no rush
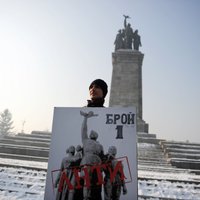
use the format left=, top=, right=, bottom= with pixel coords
left=137, top=133, right=170, bottom=168
left=0, top=131, right=200, bottom=199
left=0, top=137, right=50, bottom=148
left=160, top=140, right=200, bottom=171
left=0, top=132, right=49, bottom=199
left=0, top=132, right=50, bottom=163
left=0, top=165, right=46, bottom=199
left=137, top=132, right=200, bottom=199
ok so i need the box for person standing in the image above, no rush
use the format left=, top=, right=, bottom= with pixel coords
left=133, top=30, right=142, bottom=51
left=103, top=146, right=127, bottom=200
left=80, top=110, right=104, bottom=200
left=114, top=29, right=124, bottom=51
left=79, top=78, right=108, bottom=200
left=55, top=146, right=78, bottom=200
left=123, top=15, right=134, bottom=49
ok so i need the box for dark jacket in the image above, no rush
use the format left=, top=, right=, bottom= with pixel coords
left=86, top=98, right=105, bottom=107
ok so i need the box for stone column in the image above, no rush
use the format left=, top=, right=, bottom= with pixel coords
left=109, top=49, right=148, bottom=133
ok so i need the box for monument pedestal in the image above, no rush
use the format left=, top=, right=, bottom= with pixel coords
left=109, top=49, right=149, bottom=133
left=137, top=118, right=149, bottom=133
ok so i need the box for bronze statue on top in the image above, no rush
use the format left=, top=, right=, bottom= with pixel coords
left=114, top=15, right=142, bottom=51
left=114, top=29, right=124, bottom=51
left=133, top=29, right=142, bottom=50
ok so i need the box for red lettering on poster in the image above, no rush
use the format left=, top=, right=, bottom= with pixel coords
left=108, top=161, right=126, bottom=183
left=58, top=171, right=73, bottom=192
left=54, top=160, right=128, bottom=192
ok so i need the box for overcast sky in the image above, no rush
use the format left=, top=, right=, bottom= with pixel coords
left=0, top=0, right=199, bottom=143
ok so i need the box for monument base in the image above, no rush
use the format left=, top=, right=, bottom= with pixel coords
left=109, top=50, right=149, bottom=133
left=137, top=117, right=149, bottom=133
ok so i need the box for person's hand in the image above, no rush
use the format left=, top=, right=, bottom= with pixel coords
left=87, top=111, right=95, bottom=118
left=80, top=111, right=98, bottom=118
left=80, top=110, right=88, bottom=117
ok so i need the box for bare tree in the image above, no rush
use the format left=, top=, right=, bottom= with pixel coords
left=0, top=109, right=14, bottom=136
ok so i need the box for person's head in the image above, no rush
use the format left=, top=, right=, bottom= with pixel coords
left=66, top=146, right=75, bottom=155
left=108, top=146, right=117, bottom=157
left=89, top=130, right=98, bottom=140
left=89, top=79, right=108, bottom=100
left=76, top=145, right=82, bottom=152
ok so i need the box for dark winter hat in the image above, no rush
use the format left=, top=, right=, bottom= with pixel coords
left=89, top=79, right=108, bottom=98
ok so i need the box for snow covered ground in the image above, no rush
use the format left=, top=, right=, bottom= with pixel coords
left=138, top=170, right=200, bottom=199
left=1, top=158, right=200, bottom=199
left=138, top=179, right=200, bottom=199
left=0, top=167, right=45, bottom=200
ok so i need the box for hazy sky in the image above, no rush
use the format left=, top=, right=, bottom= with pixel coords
left=0, top=0, right=199, bottom=143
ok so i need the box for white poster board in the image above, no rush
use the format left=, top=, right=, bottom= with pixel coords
left=45, top=107, right=137, bottom=200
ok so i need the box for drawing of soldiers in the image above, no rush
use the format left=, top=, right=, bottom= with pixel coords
left=103, top=146, right=127, bottom=200
left=55, top=146, right=82, bottom=200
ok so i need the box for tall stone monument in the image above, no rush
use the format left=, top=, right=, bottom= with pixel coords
left=109, top=16, right=148, bottom=133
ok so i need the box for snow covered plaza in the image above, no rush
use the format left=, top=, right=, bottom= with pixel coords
left=0, top=131, right=200, bottom=200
